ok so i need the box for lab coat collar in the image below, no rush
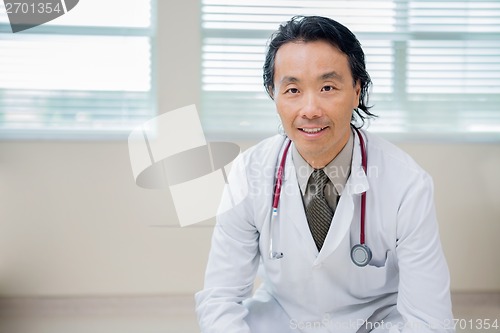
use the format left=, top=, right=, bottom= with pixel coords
left=345, top=128, right=370, bottom=196
left=281, top=129, right=370, bottom=263
left=284, top=129, right=368, bottom=195
left=292, top=130, right=354, bottom=197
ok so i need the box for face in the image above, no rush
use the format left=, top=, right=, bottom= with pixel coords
left=272, top=40, right=360, bottom=168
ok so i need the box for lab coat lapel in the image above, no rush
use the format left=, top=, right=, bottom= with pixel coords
left=280, top=154, right=319, bottom=260
left=315, top=130, right=370, bottom=264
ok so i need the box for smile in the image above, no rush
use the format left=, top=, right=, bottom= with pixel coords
left=299, top=127, right=328, bottom=134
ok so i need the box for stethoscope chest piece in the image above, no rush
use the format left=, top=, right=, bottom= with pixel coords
left=350, top=244, right=372, bottom=267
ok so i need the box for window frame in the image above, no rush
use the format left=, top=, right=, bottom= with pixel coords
left=0, top=0, right=158, bottom=141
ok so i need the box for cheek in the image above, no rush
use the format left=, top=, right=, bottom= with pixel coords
left=275, top=104, right=286, bottom=125
left=276, top=110, right=293, bottom=129
left=275, top=99, right=293, bottom=122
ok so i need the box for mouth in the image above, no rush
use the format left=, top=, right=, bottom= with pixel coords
left=298, top=126, right=328, bottom=134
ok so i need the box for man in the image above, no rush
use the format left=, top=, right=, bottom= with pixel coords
left=196, top=16, right=454, bottom=333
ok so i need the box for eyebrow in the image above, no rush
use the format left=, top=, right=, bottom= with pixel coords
left=279, top=71, right=344, bottom=85
left=280, top=76, right=299, bottom=85
left=321, top=71, right=344, bottom=82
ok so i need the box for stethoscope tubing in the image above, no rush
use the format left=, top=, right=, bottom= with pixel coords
left=273, top=139, right=292, bottom=211
left=270, top=127, right=371, bottom=266
left=354, top=127, right=367, bottom=246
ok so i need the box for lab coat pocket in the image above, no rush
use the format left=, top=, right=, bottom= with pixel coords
left=368, top=249, right=393, bottom=268
left=347, top=250, right=398, bottom=298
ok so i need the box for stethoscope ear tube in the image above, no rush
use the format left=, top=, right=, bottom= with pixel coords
left=269, top=208, right=284, bottom=259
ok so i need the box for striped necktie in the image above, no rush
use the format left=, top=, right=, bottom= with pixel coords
left=305, top=169, right=334, bottom=251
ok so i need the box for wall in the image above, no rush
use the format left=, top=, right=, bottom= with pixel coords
left=0, top=1, right=499, bottom=297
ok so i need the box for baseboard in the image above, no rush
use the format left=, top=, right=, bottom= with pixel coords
left=0, top=295, right=196, bottom=317
left=0, top=292, right=497, bottom=317
left=451, top=291, right=500, bottom=307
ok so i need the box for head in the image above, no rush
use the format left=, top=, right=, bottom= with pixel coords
left=263, top=15, right=374, bottom=125
left=263, top=16, right=375, bottom=167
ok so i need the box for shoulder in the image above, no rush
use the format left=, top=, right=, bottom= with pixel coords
left=363, top=130, right=425, bottom=173
left=225, top=134, right=286, bottom=190
left=220, top=135, right=285, bottom=218
left=362, top=130, right=432, bottom=184
left=237, top=134, right=286, bottom=169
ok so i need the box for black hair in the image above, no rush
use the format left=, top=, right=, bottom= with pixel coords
left=263, top=15, right=376, bottom=126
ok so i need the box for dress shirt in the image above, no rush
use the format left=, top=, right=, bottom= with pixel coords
left=291, top=129, right=354, bottom=211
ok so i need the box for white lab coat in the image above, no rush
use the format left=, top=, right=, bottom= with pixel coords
left=195, top=130, right=454, bottom=333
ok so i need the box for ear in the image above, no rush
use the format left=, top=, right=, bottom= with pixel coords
left=352, top=80, right=361, bottom=108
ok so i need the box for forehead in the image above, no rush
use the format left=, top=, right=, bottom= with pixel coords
left=274, top=40, right=351, bottom=80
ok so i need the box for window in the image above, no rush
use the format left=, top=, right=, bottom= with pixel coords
left=0, top=0, right=156, bottom=139
left=200, top=0, right=500, bottom=141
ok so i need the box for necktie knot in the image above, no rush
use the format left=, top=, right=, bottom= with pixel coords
left=310, top=169, right=329, bottom=198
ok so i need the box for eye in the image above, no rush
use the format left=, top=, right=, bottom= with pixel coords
left=285, top=88, right=299, bottom=94
left=321, top=85, right=335, bottom=92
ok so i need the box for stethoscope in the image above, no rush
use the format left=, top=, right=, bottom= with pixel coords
left=269, top=126, right=373, bottom=267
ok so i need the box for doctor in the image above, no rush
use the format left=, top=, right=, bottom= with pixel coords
left=196, top=16, right=454, bottom=333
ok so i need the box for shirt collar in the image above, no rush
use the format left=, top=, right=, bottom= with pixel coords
left=292, top=128, right=354, bottom=196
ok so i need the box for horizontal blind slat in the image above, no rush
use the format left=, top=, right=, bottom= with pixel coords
left=201, top=0, right=500, bottom=139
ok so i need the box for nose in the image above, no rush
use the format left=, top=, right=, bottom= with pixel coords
left=299, top=93, right=322, bottom=119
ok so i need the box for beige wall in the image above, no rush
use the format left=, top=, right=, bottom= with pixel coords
left=0, top=2, right=499, bottom=297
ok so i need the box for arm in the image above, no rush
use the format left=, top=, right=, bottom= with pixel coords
left=195, top=156, right=261, bottom=333
left=395, top=172, right=454, bottom=332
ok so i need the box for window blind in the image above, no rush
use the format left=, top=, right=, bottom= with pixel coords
left=201, top=0, right=500, bottom=141
left=0, top=0, right=155, bottom=140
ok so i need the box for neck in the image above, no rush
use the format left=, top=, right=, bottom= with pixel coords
left=304, top=153, right=338, bottom=169
left=301, top=133, right=350, bottom=169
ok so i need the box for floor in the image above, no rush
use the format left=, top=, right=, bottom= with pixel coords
left=0, top=293, right=497, bottom=333
left=451, top=293, right=500, bottom=332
